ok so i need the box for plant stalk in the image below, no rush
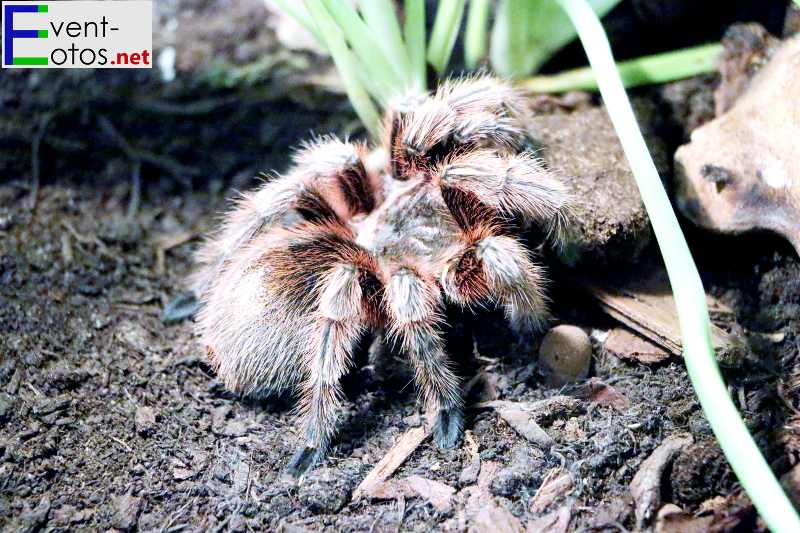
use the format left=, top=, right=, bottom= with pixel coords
left=523, top=43, right=722, bottom=93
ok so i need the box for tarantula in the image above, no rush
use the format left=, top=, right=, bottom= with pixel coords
left=191, top=76, right=576, bottom=477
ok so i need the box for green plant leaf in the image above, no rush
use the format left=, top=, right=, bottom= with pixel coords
left=357, top=0, right=418, bottom=90
left=465, top=0, right=491, bottom=69
left=428, top=0, right=467, bottom=75
left=491, top=0, right=620, bottom=77
left=302, top=0, right=382, bottom=136
left=523, top=43, right=722, bottom=92
left=269, top=0, right=325, bottom=46
left=319, top=0, right=409, bottom=102
left=404, top=0, right=427, bottom=91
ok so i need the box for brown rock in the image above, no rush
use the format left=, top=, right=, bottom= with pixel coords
left=538, top=325, right=591, bottom=386
left=528, top=103, right=667, bottom=264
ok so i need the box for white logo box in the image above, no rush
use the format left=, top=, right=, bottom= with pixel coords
left=2, top=1, right=152, bottom=68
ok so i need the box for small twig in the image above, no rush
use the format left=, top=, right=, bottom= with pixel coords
left=60, top=221, right=112, bottom=256
left=123, top=388, right=139, bottom=408
left=110, top=435, right=133, bottom=452
left=127, top=161, right=142, bottom=220
left=154, top=231, right=197, bottom=275
left=160, top=500, right=193, bottom=533
left=27, top=111, right=54, bottom=209
left=99, top=115, right=202, bottom=181
left=352, top=414, right=434, bottom=501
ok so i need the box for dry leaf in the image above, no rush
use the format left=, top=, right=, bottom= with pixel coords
left=469, top=501, right=525, bottom=533
left=576, top=378, right=628, bottom=411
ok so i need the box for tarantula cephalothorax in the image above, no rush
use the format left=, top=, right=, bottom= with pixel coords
left=191, top=76, right=576, bottom=476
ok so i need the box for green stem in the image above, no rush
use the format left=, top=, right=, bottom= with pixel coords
left=319, top=0, right=405, bottom=102
left=523, top=43, right=722, bottom=93
left=357, top=0, right=416, bottom=89
left=553, top=0, right=800, bottom=531
left=302, top=0, right=382, bottom=137
left=464, top=0, right=490, bottom=70
left=269, top=0, right=325, bottom=46
left=427, top=0, right=467, bottom=75
left=404, top=0, right=427, bottom=90
left=503, top=0, right=532, bottom=77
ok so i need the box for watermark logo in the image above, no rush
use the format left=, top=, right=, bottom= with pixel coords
left=2, top=1, right=152, bottom=68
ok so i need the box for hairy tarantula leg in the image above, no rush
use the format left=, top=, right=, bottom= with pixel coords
left=192, top=139, right=380, bottom=298
left=287, top=264, right=366, bottom=478
left=444, top=235, right=550, bottom=335
left=479, top=235, right=550, bottom=334
left=386, top=268, right=463, bottom=448
left=438, top=151, right=578, bottom=255
left=452, top=113, right=528, bottom=153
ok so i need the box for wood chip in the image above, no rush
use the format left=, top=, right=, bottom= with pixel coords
left=630, top=433, right=694, bottom=528
left=484, top=401, right=554, bottom=449
left=461, top=461, right=499, bottom=512
left=403, top=475, right=456, bottom=511
left=352, top=416, right=432, bottom=501
left=527, top=505, right=571, bottom=533
left=468, top=500, right=525, bottom=533
left=655, top=504, right=715, bottom=533
left=604, top=327, right=670, bottom=363
left=458, top=430, right=481, bottom=487
left=352, top=475, right=455, bottom=511
left=530, top=470, right=574, bottom=514
left=477, top=396, right=584, bottom=424
left=586, top=273, right=743, bottom=366
left=135, top=406, right=157, bottom=436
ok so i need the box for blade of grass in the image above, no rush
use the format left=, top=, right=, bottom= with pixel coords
left=552, top=0, right=800, bottom=531
left=522, top=43, right=722, bottom=93
left=357, top=0, right=416, bottom=88
left=491, top=0, right=619, bottom=77
left=488, top=0, right=532, bottom=77
left=464, top=0, right=490, bottom=70
left=427, top=0, right=467, bottom=75
left=319, top=0, right=408, bottom=102
left=404, top=0, right=427, bottom=90
left=302, top=0, right=382, bottom=136
left=268, top=0, right=325, bottom=46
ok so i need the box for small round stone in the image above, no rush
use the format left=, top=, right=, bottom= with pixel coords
left=538, top=325, right=591, bottom=386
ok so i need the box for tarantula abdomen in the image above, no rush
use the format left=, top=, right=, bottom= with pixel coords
left=190, top=76, right=576, bottom=476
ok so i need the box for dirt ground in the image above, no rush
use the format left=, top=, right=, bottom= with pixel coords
left=1, top=110, right=800, bottom=532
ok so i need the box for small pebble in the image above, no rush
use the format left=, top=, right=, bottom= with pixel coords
left=135, top=406, right=157, bottom=437
left=538, top=325, right=592, bottom=386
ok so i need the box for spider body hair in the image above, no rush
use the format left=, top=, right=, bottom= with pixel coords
left=191, top=76, right=577, bottom=477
